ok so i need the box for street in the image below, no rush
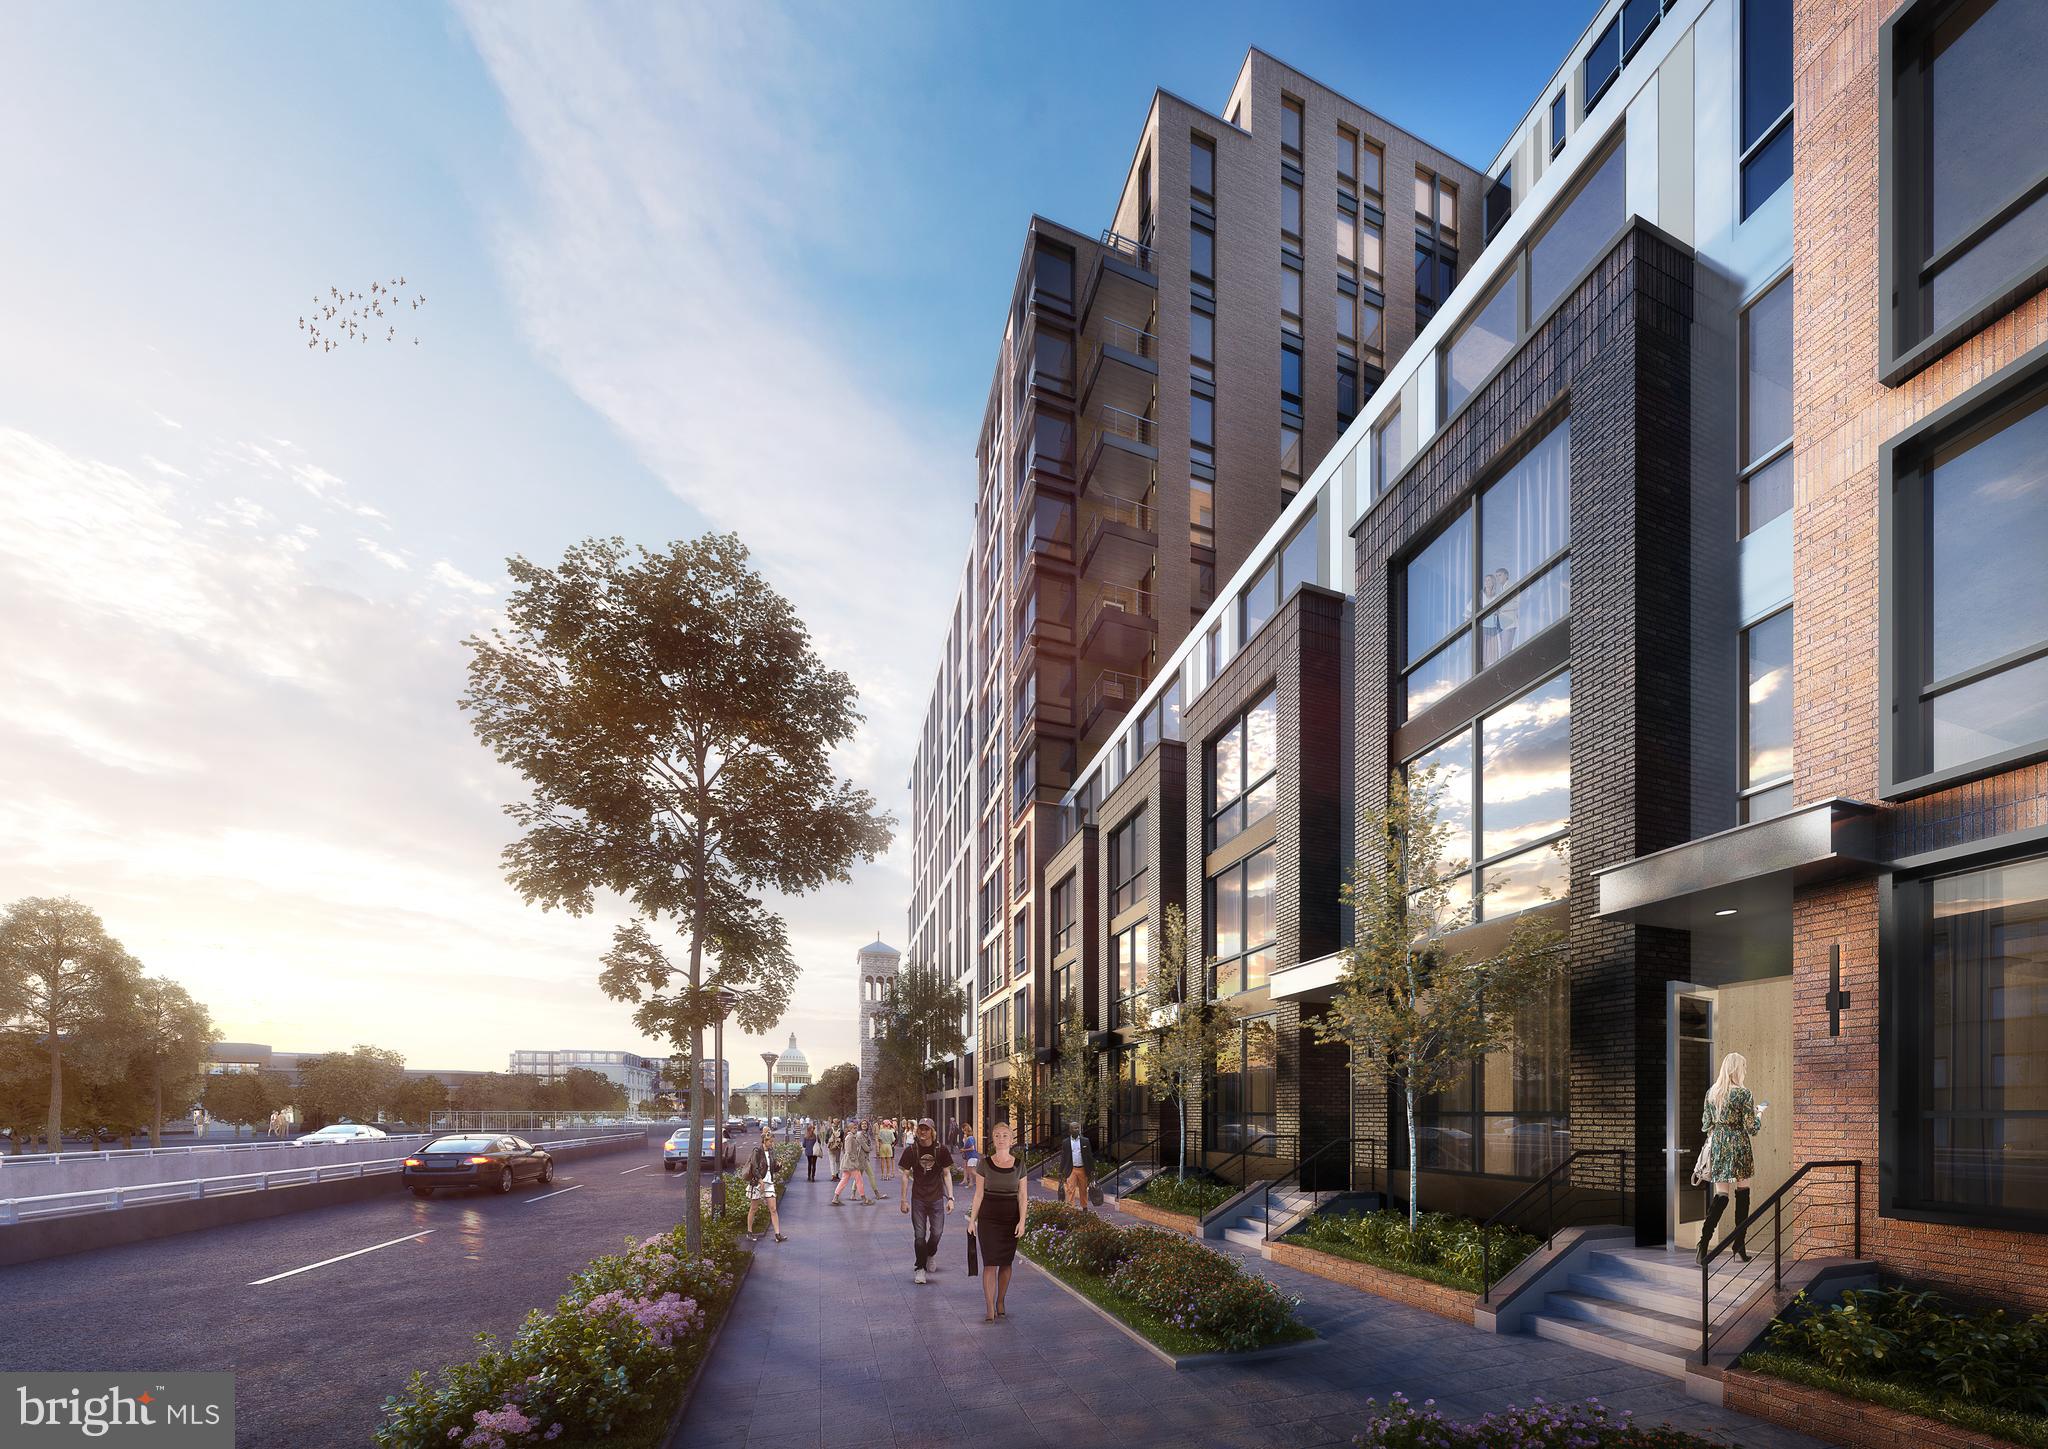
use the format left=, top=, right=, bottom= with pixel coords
left=0, top=1131, right=752, bottom=1447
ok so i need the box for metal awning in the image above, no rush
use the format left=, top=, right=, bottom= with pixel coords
left=1594, top=798, right=1881, bottom=930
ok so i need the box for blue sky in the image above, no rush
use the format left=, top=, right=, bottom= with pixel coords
left=0, top=2, right=1588, bottom=1081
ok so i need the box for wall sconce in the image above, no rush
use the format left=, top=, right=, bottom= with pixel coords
left=1827, top=944, right=1852, bottom=1037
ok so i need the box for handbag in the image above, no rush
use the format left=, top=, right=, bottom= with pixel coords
left=1088, top=1183, right=1104, bottom=1206
left=966, top=1217, right=980, bottom=1277
left=1688, top=1139, right=1713, bottom=1188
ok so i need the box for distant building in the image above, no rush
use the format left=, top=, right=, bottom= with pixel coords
left=508, top=1049, right=663, bottom=1104
left=855, top=941, right=899, bottom=1119
left=206, top=1042, right=479, bottom=1086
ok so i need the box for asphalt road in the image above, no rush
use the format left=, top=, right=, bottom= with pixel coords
left=0, top=1130, right=753, bottom=1447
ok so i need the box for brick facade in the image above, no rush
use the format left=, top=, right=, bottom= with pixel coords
left=1266, top=1241, right=1477, bottom=1326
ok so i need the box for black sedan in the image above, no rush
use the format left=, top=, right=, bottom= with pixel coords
left=401, top=1135, right=554, bottom=1197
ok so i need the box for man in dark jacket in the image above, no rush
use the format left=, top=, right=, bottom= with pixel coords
left=1057, top=1122, right=1095, bottom=1209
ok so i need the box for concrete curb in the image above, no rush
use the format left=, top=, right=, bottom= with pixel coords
left=661, top=1248, right=755, bottom=1448
left=1017, top=1252, right=1324, bottom=1372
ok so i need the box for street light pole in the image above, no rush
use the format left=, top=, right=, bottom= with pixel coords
left=761, top=1050, right=779, bottom=1148
left=711, top=988, right=740, bottom=1218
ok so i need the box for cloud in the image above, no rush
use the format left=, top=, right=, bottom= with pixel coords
left=357, top=536, right=409, bottom=570
left=433, top=559, right=497, bottom=596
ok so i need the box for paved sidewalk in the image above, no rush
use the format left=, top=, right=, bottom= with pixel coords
left=677, top=1170, right=1821, bottom=1449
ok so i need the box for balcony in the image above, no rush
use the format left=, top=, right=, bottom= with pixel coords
left=1080, top=404, right=1158, bottom=500
left=1012, top=674, right=1076, bottom=741
left=1081, top=668, right=1145, bottom=741
left=1081, top=316, right=1158, bottom=420
left=1080, top=494, right=1158, bottom=587
left=1080, top=583, right=1156, bottom=671
left=1081, top=228, right=1158, bottom=325
left=1013, top=496, right=1075, bottom=588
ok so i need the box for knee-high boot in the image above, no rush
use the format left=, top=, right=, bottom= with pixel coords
left=1697, top=1193, right=1728, bottom=1266
left=1733, top=1187, right=1753, bottom=1262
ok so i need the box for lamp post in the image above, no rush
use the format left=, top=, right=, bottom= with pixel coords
left=710, top=988, right=740, bottom=1217
left=761, top=1050, right=779, bottom=1145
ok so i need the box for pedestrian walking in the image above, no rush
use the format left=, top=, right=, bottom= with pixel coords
left=946, top=1120, right=962, bottom=1152
left=744, top=1130, right=787, bottom=1242
left=831, top=1120, right=874, bottom=1205
left=966, top=1120, right=1025, bottom=1323
left=802, top=1124, right=819, bottom=1181
left=1057, top=1121, right=1095, bottom=1210
left=875, top=1119, right=897, bottom=1185
left=1696, top=1052, right=1767, bottom=1265
left=897, top=1118, right=955, bottom=1284
left=959, top=1123, right=979, bottom=1188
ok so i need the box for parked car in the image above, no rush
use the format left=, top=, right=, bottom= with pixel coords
left=401, top=1135, right=554, bottom=1197
left=291, top=1123, right=390, bottom=1147
left=664, top=1126, right=734, bottom=1173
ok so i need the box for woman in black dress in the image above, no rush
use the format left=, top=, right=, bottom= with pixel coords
left=967, top=1119, right=1026, bottom=1323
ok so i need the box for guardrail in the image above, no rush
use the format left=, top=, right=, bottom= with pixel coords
left=0, top=1131, right=648, bottom=1225
left=0, top=1135, right=433, bottom=1167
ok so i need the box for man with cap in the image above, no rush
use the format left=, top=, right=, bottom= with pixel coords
left=897, top=1117, right=955, bottom=1284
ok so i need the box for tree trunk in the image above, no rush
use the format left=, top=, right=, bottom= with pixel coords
left=1176, top=1095, right=1188, bottom=1181
left=1405, top=1084, right=1420, bottom=1229
left=151, top=1062, right=163, bottom=1149
left=46, top=1026, right=62, bottom=1151
left=682, top=850, right=709, bottom=1255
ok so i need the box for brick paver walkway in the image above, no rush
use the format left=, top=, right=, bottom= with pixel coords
left=677, top=1168, right=1821, bottom=1449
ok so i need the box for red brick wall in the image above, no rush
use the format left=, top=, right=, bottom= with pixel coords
left=1267, top=1241, right=1475, bottom=1325
left=1790, top=0, right=2048, bottom=1307
left=1117, top=1197, right=1202, bottom=1237
left=1724, top=1370, right=2010, bottom=1449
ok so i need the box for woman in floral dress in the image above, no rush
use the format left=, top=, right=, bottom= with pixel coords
left=1698, top=1052, right=1766, bottom=1264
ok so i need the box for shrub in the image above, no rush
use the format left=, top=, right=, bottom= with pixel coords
left=1294, top=1209, right=1538, bottom=1293
left=1129, top=1175, right=1236, bottom=1219
left=1353, top=1394, right=1727, bottom=1449
left=1760, top=1286, right=2048, bottom=1417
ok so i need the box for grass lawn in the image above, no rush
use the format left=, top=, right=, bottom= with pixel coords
left=1019, top=1238, right=1314, bottom=1357
left=1740, top=1351, right=2048, bottom=1449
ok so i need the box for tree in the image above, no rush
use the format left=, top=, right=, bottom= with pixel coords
left=0, top=1033, right=50, bottom=1151
left=727, top=1089, right=748, bottom=1119
left=999, top=1048, right=1043, bottom=1146
left=1048, top=1004, right=1099, bottom=1137
left=392, top=1075, right=450, bottom=1128
left=796, top=1062, right=857, bottom=1119
left=557, top=1066, right=626, bottom=1113
left=1317, top=769, right=1566, bottom=1226
left=294, top=1045, right=407, bottom=1127
left=130, top=978, right=218, bottom=1147
left=449, top=1071, right=535, bottom=1116
left=0, top=898, right=146, bottom=1146
left=1143, top=904, right=1233, bottom=1179
left=462, top=534, right=894, bottom=1251
left=204, top=1071, right=278, bottom=1137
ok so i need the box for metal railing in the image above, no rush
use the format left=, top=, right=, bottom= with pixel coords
left=1098, top=1131, right=1162, bottom=1199
left=1261, top=1137, right=1386, bottom=1243
left=1092, top=404, right=1158, bottom=449
left=0, top=1131, right=649, bottom=1224
left=1, top=1136, right=350, bottom=1166
left=1082, top=494, right=1156, bottom=556
left=1081, top=669, right=1145, bottom=732
left=1479, top=1148, right=1630, bottom=1302
left=1207, top=1131, right=1297, bottom=1191
left=1699, top=1160, right=1861, bottom=1363
left=1088, top=319, right=1157, bottom=382
left=1098, top=228, right=1155, bottom=272
left=1080, top=583, right=1154, bottom=643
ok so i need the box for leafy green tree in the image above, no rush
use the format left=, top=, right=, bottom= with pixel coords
left=130, top=978, right=218, bottom=1147
left=392, top=1075, right=450, bottom=1128
left=727, top=1089, right=748, bottom=1119
left=0, top=1032, right=51, bottom=1151
left=796, top=1062, right=857, bottom=1119
left=1144, top=904, right=1233, bottom=1179
left=558, top=1066, right=626, bottom=1113
left=999, top=1048, right=1044, bottom=1146
left=1049, top=1003, right=1099, bottom=1136
left=204, top=1070, right=277, bottom=1137
left=1317, top=769, right=1566, bottom=1226
left=462, top=533, right=893, bottom=1250
left=0, top=898, right=146, bottom=1146
left=295, top=1045, right=407, bottom=1127
left=448, top=1071, right=535, bottom=1116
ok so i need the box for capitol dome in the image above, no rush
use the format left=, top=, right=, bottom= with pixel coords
left=773, top=1031, right=811, bottom=1085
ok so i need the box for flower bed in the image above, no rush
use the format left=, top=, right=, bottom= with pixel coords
left=1738, top=1285, right=2048, bottom=1448
left=375, top=1142, right=797, bottom=1449
left=1127, top=1175, right=1236, bottom=1219
left=1288, top=1208, right=1537, bottom=1295
left=1019, top=1202, right=1308, bottom=1356
left=1356, top=1394, right=1728, bottom=1449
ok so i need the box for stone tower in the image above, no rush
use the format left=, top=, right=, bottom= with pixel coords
left=855, top=938, right=900, bottom=1120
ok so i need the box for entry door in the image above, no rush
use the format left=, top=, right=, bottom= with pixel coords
left=1667, top=985, right=1717, bottom=1249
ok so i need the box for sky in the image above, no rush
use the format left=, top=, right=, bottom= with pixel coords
left=0, top=1, right=1587, bottom=1085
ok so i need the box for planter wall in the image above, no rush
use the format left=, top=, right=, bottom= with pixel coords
left=1266, top=1240, right=1476, bottom=1326
left=1723, top=1370, right=2021, bottom=1449
left=1118, top=1198, right=1202, bottom=1237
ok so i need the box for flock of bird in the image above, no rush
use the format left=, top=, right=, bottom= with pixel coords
left=300, top=278, right=425, bottom=351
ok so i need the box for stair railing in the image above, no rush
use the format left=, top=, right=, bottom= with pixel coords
left=1260, top=1137, right=1387, bottom=1243
left=1697, top=1159, right=1860, bottom=1363
left=1479, top=1148, right=1630, bottom=1302
left=1099, top=1131, right=1161, bottom=1198
left=1205, top=1131, right=1297, bottom=1192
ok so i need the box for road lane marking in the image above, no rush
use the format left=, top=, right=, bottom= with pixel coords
left=249, top=1231, right=433, bottom=1285
left=619, top=1164, right=648, bottom=1175
left=527, top=1184, right=585, bottom=1204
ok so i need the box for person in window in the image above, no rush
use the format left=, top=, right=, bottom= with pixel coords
left=966, top=1120, right=1026, bottom=1323
left=744, top=1130, right=786, bottom=1243
left=1698, top=1052, right=1766, bottom=1265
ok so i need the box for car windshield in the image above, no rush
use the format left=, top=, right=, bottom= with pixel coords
left=425, top=1137, right=495, bottom=1153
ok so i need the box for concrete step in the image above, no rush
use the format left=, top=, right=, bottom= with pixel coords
left=1567, top=1269, right=1697, bottom=1318
left=1544, top=1290, right=1699, bottom=1348
left=1222, top=1225, right=1270, bottom=1250
left=1585, top=1249, right=1712, bottom=1291
left=1527, top=1310, right=1693, bottom=1379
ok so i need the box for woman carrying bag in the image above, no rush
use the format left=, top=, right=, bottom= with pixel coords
left=965, top=1120, right=1026, bottom=1322
left=1695, top=1052, right=1767, bottom=1265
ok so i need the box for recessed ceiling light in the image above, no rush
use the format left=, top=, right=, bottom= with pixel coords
left=1714, top=908, right=1739, bottom=917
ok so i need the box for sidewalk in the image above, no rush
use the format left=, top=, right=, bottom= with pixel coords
left=677, top=1168, right=1822, bottom=1449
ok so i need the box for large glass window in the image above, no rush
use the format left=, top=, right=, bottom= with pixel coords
left=1034, top=245, right=1074, bottom=308
left=1281, top=96, right=1303, bottom=155
left=1402, top=418, right=1572, bottom=717
left=1210, top=690, right=1279, bottom=850
left=1528, top=141, right=1626, bottom=323
left=1445, top=271, right=1518, bottom=417
left=1109, top=809, right=1148, bottom=916
left=1406, top=671, right=1571, bottom=922
left=1191, top=224, right=1215, bottom=284
left=1895, top=855, right=2048, bottom=1224
left=1190, top=393, right=1214, bottom=469
left=1884, top=0, right=2048, bottom=375
left=1741, top=277, right=1795, bottom=535
left=1406, top=975, right=1570, bottom=1177
left=1209, top=846, right=1276, bottom=999
left=1282, top=179, right=1303, bottom=238
left=1050, top=874, right=1076, bottom=956
left=1190, top=309, right=1214, bottom=382
left=1208, top=1016, right=1278, bottom=1151
left=1110, top=1044, right=1150, bottom=1148
left=1740, top=0, right=1794, bottom=219
left=1373, top=403, right=1403, bottom=496
left=1112, top=919, right=1150, bottom=1025
left=1742, top=609, right=1795, bottom=822
left=1190, top=135, right=1215, bottom=199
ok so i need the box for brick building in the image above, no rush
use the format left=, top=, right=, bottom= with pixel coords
left=913, top=0, right=2048, bottom=1354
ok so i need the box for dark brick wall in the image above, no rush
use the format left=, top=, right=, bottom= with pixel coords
left=1352, top=221, right=1698, bottom=1238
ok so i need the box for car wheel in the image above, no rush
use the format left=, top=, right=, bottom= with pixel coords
left=664, top=1161, right=678, bottom=1172
left=537, top=1161, right=553, bottom=1185
left=496, top=1167, right=514, bottom=1195
left=410, top=1186, right=432, bottom=1199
